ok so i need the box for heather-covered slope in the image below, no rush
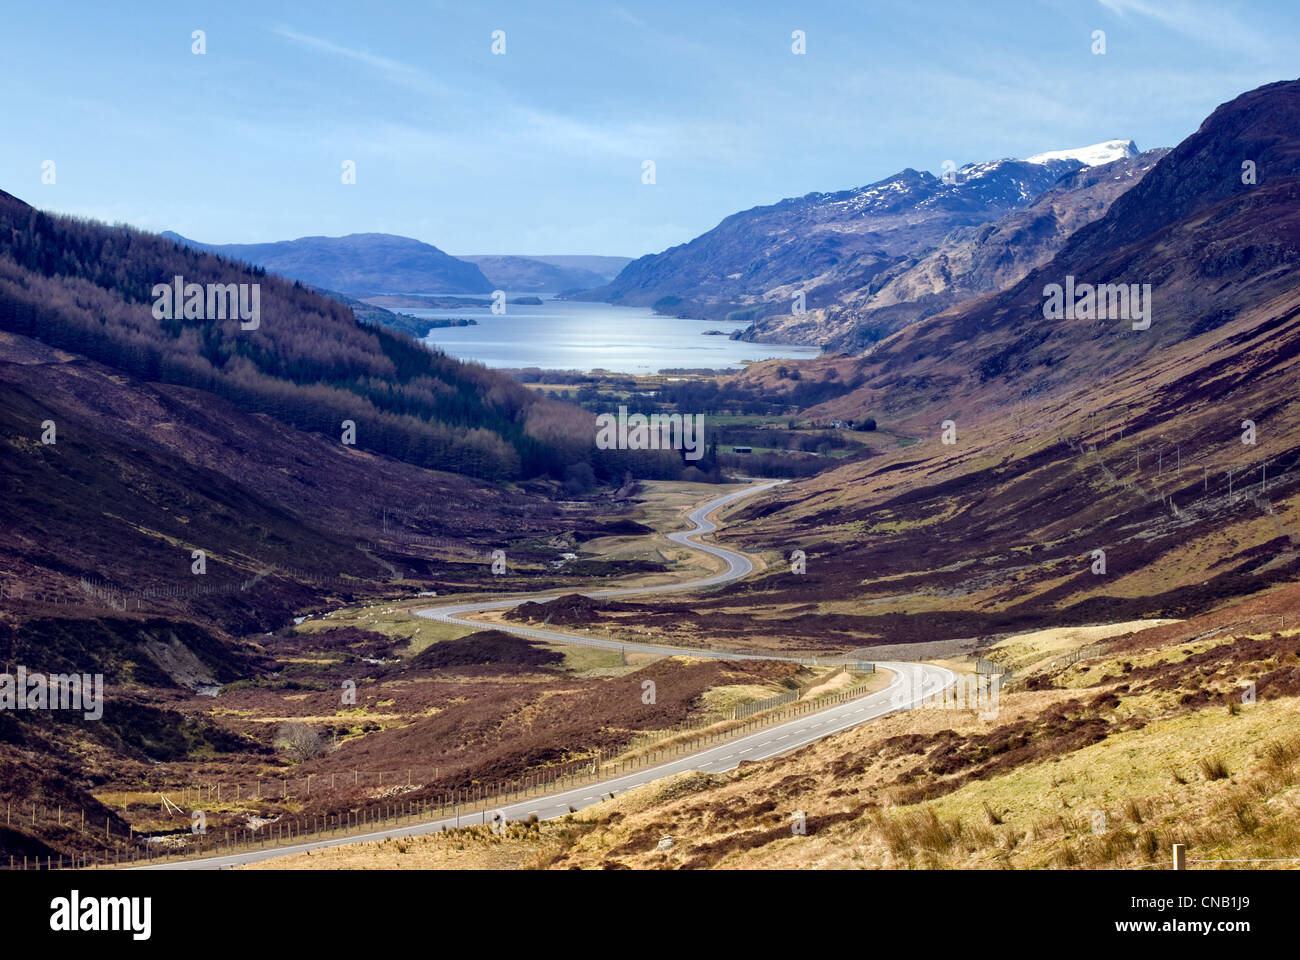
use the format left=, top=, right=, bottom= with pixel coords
left=0, top=330, right=567, bottom=634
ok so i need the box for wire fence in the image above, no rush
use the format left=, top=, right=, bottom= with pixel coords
left=3, top=668, right=882, bottom=869
left=733, top=689, right=797, bottom=720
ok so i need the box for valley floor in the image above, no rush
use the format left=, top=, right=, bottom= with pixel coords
left=237, top=593, right=1300, bottom=869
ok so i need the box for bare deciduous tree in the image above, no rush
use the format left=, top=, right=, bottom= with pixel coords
left=275, top=722, right=323, bottom=763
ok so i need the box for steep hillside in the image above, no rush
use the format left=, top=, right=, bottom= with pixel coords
left=163, top=231, right=493, bottom=296
left=0, top=191, right=597, bottom=482
left=0, top=330, right=565, bottom=632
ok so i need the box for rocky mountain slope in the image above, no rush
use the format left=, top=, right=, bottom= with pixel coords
left=580, top=147, right=1131, bottom=327
left=752, top=148, right=1169, bottom=350
left=801, top=79, right=1300, bottom=423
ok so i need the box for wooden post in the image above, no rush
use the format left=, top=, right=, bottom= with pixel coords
left=1172, top=843, right=1186, bottom=870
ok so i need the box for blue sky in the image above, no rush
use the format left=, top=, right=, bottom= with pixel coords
left=3, top=1, right=1295, bottom=256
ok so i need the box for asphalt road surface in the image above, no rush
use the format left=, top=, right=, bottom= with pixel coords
left=141, top=480, right=956, bottom=869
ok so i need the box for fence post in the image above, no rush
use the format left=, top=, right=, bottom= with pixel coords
left=1172, top=844, right=1186, bottom=870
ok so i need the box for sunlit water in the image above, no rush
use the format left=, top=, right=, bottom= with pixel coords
left=412, top=298, right=820, bottom=373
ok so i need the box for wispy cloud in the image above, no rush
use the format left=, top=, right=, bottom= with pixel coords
left=1096, top=0, right=1273, bottom=57
left=272, top=26, right=449, bottom=96
left=610, top=7, right=649, bottom=31
left=508, top=107, right=669, bottom=158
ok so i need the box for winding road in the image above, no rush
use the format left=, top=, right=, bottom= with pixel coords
left=141, top=480, right=955, bottom=869
left=417, top=479, right=797, bottom=660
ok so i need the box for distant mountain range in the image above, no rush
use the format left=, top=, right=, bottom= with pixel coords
left=461, top=254, right=631, bottom=292
left=762, top=146, right=1170, bottom=350
left=579, top=139, right=1157, bottom=341
left=161, top=231, right=493, bottom=296
left=756, top=80, right=1300, bottom=428
left=163, top=231, right=630, bottom=297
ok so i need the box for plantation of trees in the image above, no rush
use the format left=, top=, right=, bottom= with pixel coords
left=0, top=189, right=634, bottom=483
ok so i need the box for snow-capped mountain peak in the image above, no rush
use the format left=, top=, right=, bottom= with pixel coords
left=1026, top=139, right=1140, bottom=167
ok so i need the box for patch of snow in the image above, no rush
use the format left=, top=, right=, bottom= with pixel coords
left=1026, top=139, right=1139, bottom=167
